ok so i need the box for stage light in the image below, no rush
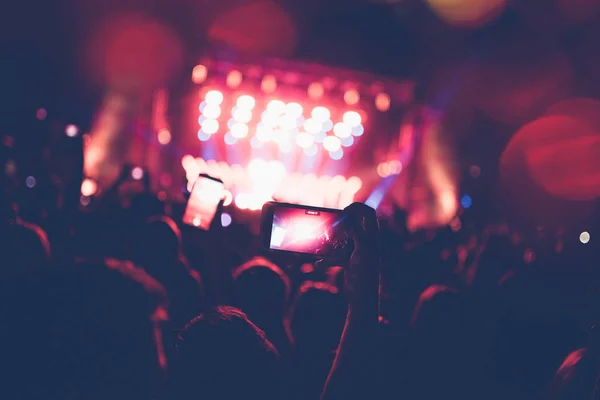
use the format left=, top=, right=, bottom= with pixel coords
left=261, top=75, right=277, bottom=93
left=321, top=119, right=334, bottom=132
left=256, top=124, right=273, bottom=142
left=223, top=190, right=233, bottom=206
left=314, top=131, right=326, bottom=143
left=231, top=122, right=249, bottom=138
left=237, top=95, right=256, bottom=110
left=377, top=162, right=391, bottom=178
left=235, top=193, right=249, bottom=209
left=25, top=176, right=36, bottom=188
left=280, top=115, right=297, bottom=130
left=261, top=110, right=279, bottom=128
left=192, top=64, right=207, bottom=83
left=36, top=108, right=47, bottom=120
left=201, top=119, right=219, bottom=134
left=308, top=82, right=324, bottom=99
left=224, top=132, right=237, bottom=145
left=199, top=101, right=207, bottom=112
left=232, top=107, right=252, bottom=123
left=203, top=104, right=221, bottom=119
left=351, top=124, right=364, bottom=137
left=198, top=130, right=211, bottom=141
left=227, top=70, right=242, bottom=88
left=65, top=124, right=79, bottom=137
left=312, top=106, right=331, bottom=121
left=389, top=160, right=403, bottom=174
left=157, top=129, right=171, bottom=145
left=279, top=141, right=293, bottom=153
left=221, top=213, right=232, bottom=227
left=460, top=194, right=472, bottom=209
left=131, top=167, right=144, bottom=180
left=198, top=115, right=207, bottom=126
left=296, top=132, right=314, bottom=148
left=329, top=148, right=344, bottom=160
left=285, top=102, right=303, bottom=116
left=323, top=136, right=342, bottom=152
left=267, top=100, right=286, bottom=115
left=303, top=118, right=320, bottom=134
left=80, top=195, right=91, bottom=206
left=205, top=90, right=224, bottom=105
left=343, top=111, right=362, bottom=126
left=375, top=93, right=390, bottom=112
left=182, top=155, right=196, bottom=170
left=333, top=122, right=352, bottom=138
left=250, top=136, right=263, bottom=148
left=304, top=143, right=318, bottom=156
left=580, top=231, right=590, bottom=244
left=192, top=217, right=201, bottom=227
left=81, top=178, right=98, bottom=196
left=341, top=135, right=354, bottom=147
left=344, top=90, right=360, bottom=106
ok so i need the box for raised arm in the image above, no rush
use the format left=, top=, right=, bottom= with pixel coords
left=321, top=202, right=381, bottom=400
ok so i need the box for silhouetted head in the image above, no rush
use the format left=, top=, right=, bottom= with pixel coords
left=169, top=306, right=281, bottom=400
left=233, top=257, right=291, bottom=321
left=131, top=216, right=182, bottom=266
left=289, top=281, right=347, bottom=354
left=2, top=219, right=51, bottom=274
left=0, top=258, right=168, bottom=400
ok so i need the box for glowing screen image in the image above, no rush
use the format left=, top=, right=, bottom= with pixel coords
left=269, top=206, right=351, bottom=257
left=182, top=176, right=224, bottom=230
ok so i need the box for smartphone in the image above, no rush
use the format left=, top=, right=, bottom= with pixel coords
left=261, top=202, right=353, bottom=260
left=182, top=174, right=224, bottom=230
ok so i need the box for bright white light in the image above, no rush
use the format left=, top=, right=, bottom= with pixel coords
left=279, top=115, right=297, bottom=130
left=202, top=119, right=219, bottom=134
left=256, top=124, right=273, bottom=142
left=221, top=213, right=232, bottom=227
left=232, top=107, right=252, bottom=123
left=205, top=90, right=224, bottom=105
left=198, top=115, right=206, bottom=126
left=261, top=111, right=279, bottom=128
left=224, top=132, right=237, bottom=145
left=131, top=167, right=144, bottom=180
left=321, top=119, right=334, bottom=132
left=352, top=124, right=364, bottom=137
left=343, top=111, right=362, bottom=126
left=192, top=217, right=201, bottom=227
left=250, top=136, right=263, bottom=148
left=329, top=148, right=344, bottom=160
left=279, top=141, right=293, bottom=153
left=25, top=176, right=36, bottom=188
left=333, top=122, right=352, bottom=138
left=311, top=106, right=330, bottom=121
left=296, top=132, right=314, bottom=148
left=203, top=104, right=221, bottom=119
left=341, top=135, right=354, bottom=147
left=65, top=124, right=79, bottom=137
left=285, top=102, right=303, bottom=116
left=313, top=131, right=326, bottom=143
left=231, top=123, right=249, bottom=138
left=270, top=226, right=286, bottom=248
left=198, top=130, right=211, bottom=141
left=237, top=95, right=256, bottom=109
left=580, top=231, right=591, bottom=244
left=323, top=136, right=341, bottom=152
left=81, top=178, right=97, bottom=196
left=235, top=193, right=249, bottom=209
left=267, top=100, right=286, bottom=115
left=303, top=118, right=321, bottom=134
left=304, top=144, right=318, bottom=157
left=199, top=101, right=207, bottom=112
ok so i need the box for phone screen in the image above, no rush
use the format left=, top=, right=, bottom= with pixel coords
left=182, top=175, right=224, bottom=230
left=266, top=203, right=352, bottom=258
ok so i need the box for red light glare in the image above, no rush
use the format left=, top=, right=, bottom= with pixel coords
left=343, top=89, right=360, bottom=105
left=308, top=82, right=324, bottom=100
left=227, top=70, right=243, bottom=88
left=131, top=167, right=144, bottom=180
left=261, top=75, right=277, bottom=93
left=192, top=64, right=207, bottom=83
left=36, top=108, right=47, bottom=120
left=375, top=93, right=391, bottom=112
left=157, top=129, right=171, bottom=145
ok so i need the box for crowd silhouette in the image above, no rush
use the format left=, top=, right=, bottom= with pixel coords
left=1, top=168, right=600, bottom=400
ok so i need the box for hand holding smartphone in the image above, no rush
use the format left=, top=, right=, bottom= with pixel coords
left=182, top=174, right=225, bottom=230
left=260, top=202, right=354, bottom=261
